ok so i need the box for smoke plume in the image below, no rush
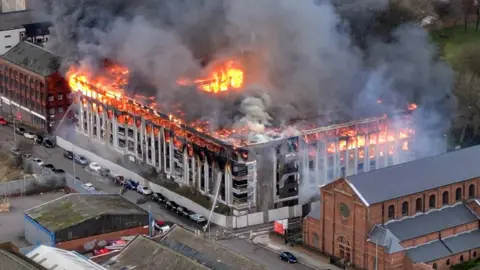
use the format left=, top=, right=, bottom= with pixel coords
left=35, top=0, right=456, bottom=202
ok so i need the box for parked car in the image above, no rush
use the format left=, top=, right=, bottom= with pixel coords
left=189, top=213, right=207, bottom=223
left=89, top=162, right=102, bottom=172
left=31, top=158, right=44, bottom=167
left=110, top=174, right=125, bottom=185
left=42, top=164, right=56, bottom=170
left=155, top=223, right=171, bottom=234
left=152, top=192, right=166, bottom=204
left=35, top=134, right=44, bottom=144
left=23, top=132, right=36, bottom=139
left=22, top=153, right=32, bottom=159
left=124, top=179, right=139, bottom=190
left=53, top=168, right=65, bottom=174
left=99, top=168, right=111, bottom=177
left=279, top=252, right=297, bottom=263
left=180, top=207, right=193, bottom=217
left=43, top=139, right=55, bottom=148
left=83, top=183, right=95, bottom=191
left=0, top=117, right=7, bottom=125
left=176, top=206, right=186, bottom=216
left=93, top=248, right=111, bottom=256
left=136, top=185, right=152, bottom=195
left=15, top=126, right=26, bottom=135
left=10, top=148, right=21, bottom=156
left=64, top=151, right=74, bottom=159
left=166, top=200, right=179, bottom=211
left=74, top=155, right=89, bottom=165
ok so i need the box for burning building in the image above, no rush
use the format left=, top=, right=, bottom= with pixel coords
left=67, top=60, right=417, bottom=214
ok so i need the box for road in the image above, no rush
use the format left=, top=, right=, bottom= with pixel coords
left=0, top=123, right=314, bottom=270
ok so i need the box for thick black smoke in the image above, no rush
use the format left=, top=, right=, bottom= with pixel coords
left=35, top=0, right=456, bottom=136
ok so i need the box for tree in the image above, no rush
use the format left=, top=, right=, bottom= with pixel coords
left=452, top=71, right=480, bottom=145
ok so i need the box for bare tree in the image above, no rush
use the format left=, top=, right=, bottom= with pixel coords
left=453, top=71, right=480, bottom=145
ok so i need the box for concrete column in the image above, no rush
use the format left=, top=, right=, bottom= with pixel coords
left=225, top=166, right=232, bottom=205
left=190, top=157, right=196, bottom=187
left=157, top=128, right=163, bottom=171
left=112, top=116, right=118, bottom=150
left=96, top=113, right=101, bottom=140
left=375, top=123, right=380, bottom=170
left=384, top=124, right=389, bottom=167
left=204, top=162, right=209, bottom=193
left=169, top=139, right=174, bottom=176
left=354, top=134, right=359, bottom=175
left=197, top=160, right=202, bottom=191
left=162, top=130, right=168, bottom=175
left=151, top=132, right=156, bottom=166
left=140, top=124, right=145, bottom=161
left=365, top=134, right=370, bottom=172
left=394, top=123, right=401, bottom=164
left=334, top=138, right=340, bottom=179
left=345, top=143, right=350, bottom=177
left=272, top=153, right=278, bottom=203
left=183, top=150, right=188, bottom=184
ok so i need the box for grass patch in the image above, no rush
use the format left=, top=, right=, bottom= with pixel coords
left=432, top=25, right=480, bottom=66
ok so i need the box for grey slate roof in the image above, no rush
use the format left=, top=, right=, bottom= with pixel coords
left=306, top=201, right=321, bottom=220
left=406, top=230, right=480, bottom=263
left=1, top=42, right=59, bottom=76
left=25, top=193, right=148, bottom=232
left=104, top=235, right=207, bottom=270
left=0, top=10, right=37, bottom=31
left=159, top=226, right=266, bottom=270
left=386, top=203, right=478, bottom=241
left=347, top=145, right=480, bottom=205
left=368, top=225, right=404, bottom=254
left=0, top=249, right=47, bottom=270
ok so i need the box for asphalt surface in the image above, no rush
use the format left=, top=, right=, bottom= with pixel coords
left=0, top=123, right=314, bottom=270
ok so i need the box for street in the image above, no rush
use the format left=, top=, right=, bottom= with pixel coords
left=0, top=124, right=315, bottom=270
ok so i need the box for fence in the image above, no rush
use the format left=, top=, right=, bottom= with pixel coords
left=56, top=136, right=303, bottom=229
left=0, top=153, right=103, bottom=197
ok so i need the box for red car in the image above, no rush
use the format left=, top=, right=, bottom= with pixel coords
left=0, top=117, right=7, bottom=125
left=93, top=248, right=111, bottom=256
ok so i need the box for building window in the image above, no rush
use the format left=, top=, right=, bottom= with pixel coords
left=469, top=184, right=476, bottom=198
left=442, top=191, right=449, bottom=205
left=429, top=195, right=436, bottom=208
left=58, top=93, right=63, bottom=100
left=49, top=108, right=55, bottom=114
left=456, top=188, right=462, bottom=202
left=58, top=107, right=64, bottom=113
left=432, top=263, right=437, bottom=269
left=5, top=45, right=11, bottom=49
left=474, top=251, right=477, bottom=258
left=388, top=205, right=395, bottom=219
left=48, top=95, right=54, bottom=102
left=4, top=35, right=11, bottom=38
left=415, top=198, right=422, bottom=212
left=446, top=259, right=450, bottom=265
left=402, top=202, right=409, bottom=216
left=313, top=233, right=319, bottom=247
left=460, top=255, right=464, bottom=262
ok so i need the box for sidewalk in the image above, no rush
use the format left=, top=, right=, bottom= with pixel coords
left=252, top=233, right=342, bottom=270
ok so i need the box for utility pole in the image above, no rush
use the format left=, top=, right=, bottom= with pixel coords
left=72, top=145, right=76, bottom=180
left=13, top=119, right=17, bottom=145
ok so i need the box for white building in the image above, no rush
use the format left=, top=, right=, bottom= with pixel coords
left=1, top=0, right=27, bottom=13
left=26, top=245, right=106, bottom=270
left=0, top=10, right=37, bottom=55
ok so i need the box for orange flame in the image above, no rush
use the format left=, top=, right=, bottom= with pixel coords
left=408, top=103, right=418, bottom=111
left=178, top=60, right=244, bottom=93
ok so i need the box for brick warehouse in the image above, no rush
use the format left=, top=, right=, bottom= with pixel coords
left=303, top=145, right=480, bottom=270
left=23, top=193, right=150, bottom=253
left=0, top=41, right=71, bottom=132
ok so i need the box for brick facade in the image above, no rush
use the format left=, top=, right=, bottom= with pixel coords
left=304, top=177, right=480, bottom=270
left=56, top=225, right=148, bottom=253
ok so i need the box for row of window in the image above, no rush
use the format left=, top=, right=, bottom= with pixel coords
left=431, top=252, right=477, bottom=269
left=387, top=185, right=476, bottom=219
left=0, top=69, right=45, bottom=89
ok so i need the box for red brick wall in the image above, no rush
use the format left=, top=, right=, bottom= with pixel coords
left=303, top=216, right=322, bottom=250
left=56, top=226, right=148, bottom=253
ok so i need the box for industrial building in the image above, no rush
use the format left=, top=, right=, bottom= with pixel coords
left=0, top=41, right=70, bottom=132
left=26, top=245, right=106, bottom=270
left=0, top=10, right=50, bottom=55
left=70, top=68, right=417, bottom=215
left=303, top=145, right=480, bottom=270
left=102, top=225, right=266, bottom=270
left=0, top=242, right=47, bottom=270
left=24, top=194, right=150, bottom=252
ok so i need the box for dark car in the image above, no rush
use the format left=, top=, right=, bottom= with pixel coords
left=176, top=206, right=187, bottom=216
left=180, top=207, right=193, bottom=217
left=43, top=139, right=55, bottom=148
left=152, top=192, right=166, bottom=204
left=165, top=200, right=179, bottom=211
left=110, top=174, right=125, bottom=185
left=124, top=179, right=139, bottom=190
left=42, top=164, right=56, bottom=170
left=99, top=168, right=111, bottom=177
left=15, top=126, right=26, bottom=135
left=279, top=252, right=297, bottom=263
left=35, top=134, right=44, bottom=144
left=53, top=168, right=65, bottom=174
left=64, top=151, right=74, bottom=159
